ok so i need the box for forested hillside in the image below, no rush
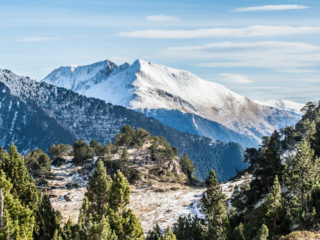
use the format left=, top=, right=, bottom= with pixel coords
left=1, top=102, right=320, bottom=239
left=0, top=69, right=245, bottom=181
left=166, top=101, right=320, bottom=240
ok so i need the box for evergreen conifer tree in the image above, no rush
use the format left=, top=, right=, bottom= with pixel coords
left=109, top=170, right=144, bottom=240
left=33, top=193, right=60, bottom=240
left=232, top=222, right=245, bottom=240
left=311, top=122, right=320, bottom=157
left=158, top=227, right=176, bottom=240
left=264, top=175, right=282, bottom=234
left=200, top=170, right=229, bottom=240
left=109, top=170, right=131, bottom=213
left=0, top=170, right=35, bottom=240
left=86, top=160, right=112, bottom=221
left=73, top=140, right=93, bottom=166
left=2, top=144, right=39, bottom=210
left=180, top=154, right=195, bottom=181
left=119, top=148, right=129, bottom=172
left=284, top=140, right=319, bottom=214
left=146, top=224, right=162, bottom=240
left=256, top=224, right=268, bottom=240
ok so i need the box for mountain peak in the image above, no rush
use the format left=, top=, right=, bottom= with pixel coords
left=42, top=59, right=300, bottom=141
left=42, top=59, right=118, bottom=91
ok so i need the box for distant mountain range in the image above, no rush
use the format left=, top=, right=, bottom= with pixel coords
left=0, top=69, right=245, bottom=181
left=43, top=59, right=302, bottom=148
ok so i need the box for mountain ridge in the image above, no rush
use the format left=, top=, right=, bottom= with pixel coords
left=42, top=59, right=300, bottom=145
left=0, top=68, right=245, bottom=181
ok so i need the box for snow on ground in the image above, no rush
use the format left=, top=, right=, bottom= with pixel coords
left=48, top=161, right=88, bottom=223
left=130, top=174, right=252, bottom=233
left=254, top=99, right=304, bottom=115
left=129, top=184, right=204, bottom=233
left=48, top=161, right=252, bottom=233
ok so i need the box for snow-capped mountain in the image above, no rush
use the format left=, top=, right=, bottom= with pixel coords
left=254, top=100, right=304, bottom=115
left=43, top=59, right=300, bottom=144
left=0, top=68, right=245, bottom=181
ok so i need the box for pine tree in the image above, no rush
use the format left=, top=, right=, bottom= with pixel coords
left=73, top=140, right=93, bottom=166
left=24, top=148, right=51, bottom=178
left=146, top=224, right=162, bottom=240
left=53, top=229, right=63, bottom=240
left=0, top=170, right=35, bottom=240
left=33, top=193, right=60, bottom=240
left=232, top=222, right=245, bottom=240
left=256, top=224, right=268, bottom=240
left=264, top=175, right=282, bottom=234
left=78, top=163, right=143, bottom=239
left=284, top=140, right=319, bottom=214
left=90, top=140, right=106, bottom=157
left=109, top=170, right=131, bottom=213
left=255, top=131, right=283, bottom=193
left=200, top=170, right=229, bottom=240
left=119, top=148, right=129, bottom=172
left=62, top=218, right=74, bottom=240
left=86, top=160, right=112, bottom=221
left=311, top=121, right=320, bottom=157
left=2, top=144, right=39, bottom=210
left=91, top=217, right=117, bottom=240
left=108, top=170, right=144, bottom=240
left=78, top=196, right=90, bottom=234
left=106, top=142, right=113, bottom=162
left=180, top=154, right=195, bottom=181
left=158, top=227, right=176, bottom=240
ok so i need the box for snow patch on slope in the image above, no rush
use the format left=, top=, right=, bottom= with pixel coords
left=254, top=99, right=304, bottom=115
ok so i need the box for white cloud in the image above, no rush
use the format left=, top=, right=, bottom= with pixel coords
left=118, top=25, right=320, bottom=39
left=218, top=73, right=253, bottom=84
left=233, top=4, right=309, bottom=12
left=16, top=37, right=59, bottom=42
left=146, top=15, right=179, bottom=22
left=161, top=41, right=320, bottom=71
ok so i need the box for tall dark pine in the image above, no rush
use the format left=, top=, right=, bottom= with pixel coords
left=200, top=170, right=229, bottom=240
left=86, top=160, right=112, bottom=221
left=33, top=194, right=60, bottom=240
left=73, top=140, right=93, bottom=166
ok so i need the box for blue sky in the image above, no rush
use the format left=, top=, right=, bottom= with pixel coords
left=1, top=0, right=320, bottom=103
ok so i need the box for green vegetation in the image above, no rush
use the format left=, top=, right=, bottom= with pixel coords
left=180, top=154, right=196, bottom=182
left=164, top=101, right=320, bottom=239
left=25, top=148, right=51, bottom=180
left=3, top=101, right=320, bottom=239
left=0, top=144, right=144, bottom=240
left=77, top=160, right=144, bottom=240
left=0, top=144, right=56, bottom=240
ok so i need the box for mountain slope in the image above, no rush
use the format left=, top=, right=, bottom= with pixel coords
left=254, top=99, right=304, bottom=115
left=0, top=69, right=245, bottom=181
left=141, top=109, right=258, bottom=148
left=0, top=73, right=76, bottom=152
left=43, top=59, right=300, bottom=145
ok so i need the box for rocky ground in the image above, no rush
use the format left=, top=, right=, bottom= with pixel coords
left=47, top=160, right=252, bottom=233
left=47, top=158, right=88, bottom=223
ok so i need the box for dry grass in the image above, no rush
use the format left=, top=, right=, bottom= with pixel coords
left=279, top=231, right=320, bottom=240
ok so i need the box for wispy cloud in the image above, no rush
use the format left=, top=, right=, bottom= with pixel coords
left=16, top=37, right=59, bottom=42
left=233, top=4, right=309, bottom=12
left=118, top=25, right=320, bottom=39
left=161, top=41, right=320, bottom=71
left=218, top=73, right=253, bottom=84
left=146, top=15, right=179, bottom=22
